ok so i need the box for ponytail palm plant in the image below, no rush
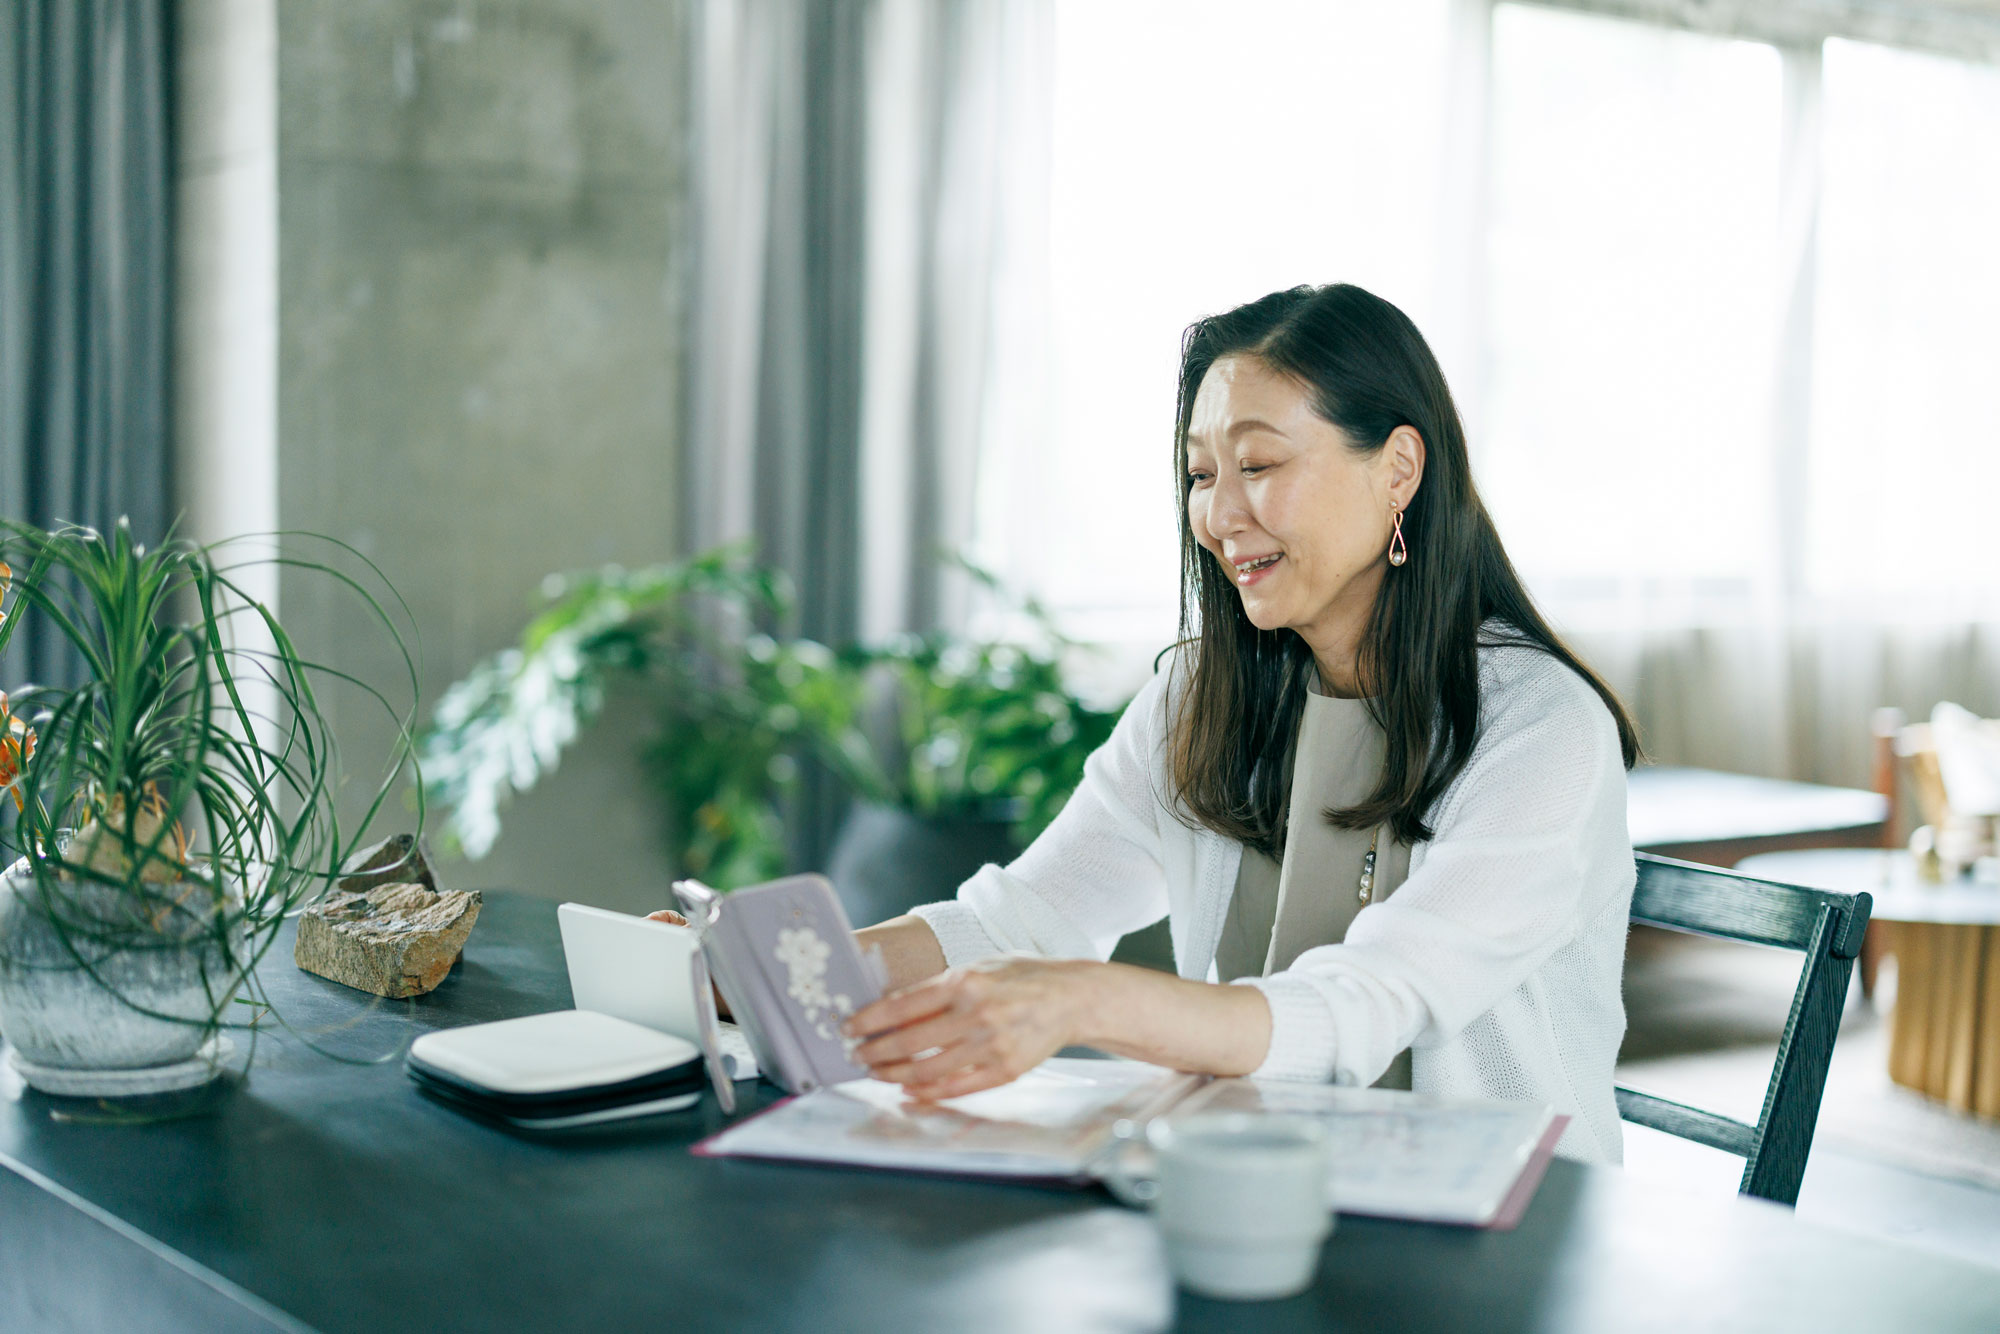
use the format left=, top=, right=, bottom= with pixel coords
left=0, top=519, right=419, bottom=1088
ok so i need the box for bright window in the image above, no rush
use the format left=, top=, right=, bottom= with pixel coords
left=1807, top=38, right=2000, bottom=600
left=1483, top=5, right=1782, bottom=602
left=973, top=3, right=2000, bottom=658
left=972, top=0, right=1454, bottom=655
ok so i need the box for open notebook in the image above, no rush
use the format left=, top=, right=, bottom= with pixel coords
left=694, top=1057, right=1566, bottom=1229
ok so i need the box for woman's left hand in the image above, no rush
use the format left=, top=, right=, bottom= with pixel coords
left=844, top=957, right=1097, bottom=1102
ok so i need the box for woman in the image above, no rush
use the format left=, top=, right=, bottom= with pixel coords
left=708, top=284, right=1640, bottom=1163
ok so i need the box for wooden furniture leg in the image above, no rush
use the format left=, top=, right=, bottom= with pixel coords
left=1941, top=924, right=1984, bottom=1112
left=1885, top=920, right=2000, bottom=1121
left=1923, top=923, right=1960, bottom=1099
left=1976, top=927, right=2000, bottom=1120
left=1887, top=923, right=1932, bottom=1093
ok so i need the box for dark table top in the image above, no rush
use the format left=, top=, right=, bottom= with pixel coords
left=1738, top=849, right=2000, bottom=926
left=1627, top=765, right=1887, bottom=853
left=6, top=892, right=2000, bottom=1334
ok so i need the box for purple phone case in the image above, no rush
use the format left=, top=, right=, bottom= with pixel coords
left=709, top=874, right=884, bottom=1092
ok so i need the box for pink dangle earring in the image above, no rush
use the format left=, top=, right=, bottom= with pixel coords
left=1388, top=503, right=1408, bottom=567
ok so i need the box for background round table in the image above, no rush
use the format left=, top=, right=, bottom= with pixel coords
left=1736, top=849, right=2000, bottom=1120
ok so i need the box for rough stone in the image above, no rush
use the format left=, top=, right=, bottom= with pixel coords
left=294, top=837, right=478, bottom=998
left=337, top=833, right=439, bottom=895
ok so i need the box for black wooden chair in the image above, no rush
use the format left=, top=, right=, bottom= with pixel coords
left=1616, top=852, right=1873, bottom=1206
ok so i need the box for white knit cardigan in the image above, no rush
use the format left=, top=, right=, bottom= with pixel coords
left=910, top=638, right=1635, bottom=1163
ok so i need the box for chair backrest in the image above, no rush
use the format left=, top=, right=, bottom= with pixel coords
left=1616, top=852, right=1873, bottom=1206
left=1872, top=706, right=1950, bottom=846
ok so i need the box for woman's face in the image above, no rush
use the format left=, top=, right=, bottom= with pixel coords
left=1184, top=355, right=1422, bottom=660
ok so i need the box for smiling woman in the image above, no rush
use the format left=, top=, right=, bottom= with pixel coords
left=842, top=284, right=1643, bottom=1164
left=1169, top=285, right=1638, bottom=852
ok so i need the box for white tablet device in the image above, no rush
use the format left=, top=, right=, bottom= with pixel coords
left=558, top=901, right=704, bottom=1040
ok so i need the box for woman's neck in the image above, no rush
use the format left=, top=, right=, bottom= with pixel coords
left=1295, top=573, right=1381, bottom=699
left=1303, top=625, right=1369, bottom=698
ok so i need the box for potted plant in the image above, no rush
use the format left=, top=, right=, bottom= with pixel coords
left=818, top=620, right=1122, bottom=926
left=418, top=546, right=1124, bottom=922
left=0, top=520, right=418, bottom=1096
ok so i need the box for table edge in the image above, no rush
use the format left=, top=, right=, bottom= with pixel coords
left=0, top=1144, right=315, bottom=1334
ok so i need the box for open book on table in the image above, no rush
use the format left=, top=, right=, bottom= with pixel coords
left=693, top=1057, right=1568, bottom=1229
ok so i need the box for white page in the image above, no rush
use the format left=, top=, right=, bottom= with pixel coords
left=1173, top=1080, right=1558, bottom=1226
left=699, top=1057, right=1198, bottom=1179
left=699, top=1060, right=1556, bottom=1225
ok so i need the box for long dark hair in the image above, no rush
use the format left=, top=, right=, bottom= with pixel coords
left=1167, top=284, right=1639, bottom=852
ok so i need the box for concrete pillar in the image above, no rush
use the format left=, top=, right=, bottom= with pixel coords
left=176, top=1, right=694, bottom=909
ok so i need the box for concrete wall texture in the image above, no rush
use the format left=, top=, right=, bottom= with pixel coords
left=269, top=1, right=692, bottom=911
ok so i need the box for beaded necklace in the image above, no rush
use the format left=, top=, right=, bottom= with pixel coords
left=1358, top=825, right=1381, bottom=904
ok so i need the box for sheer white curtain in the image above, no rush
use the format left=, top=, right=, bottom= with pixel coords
left=1494, top=15, right=2000, bottom=788
left=965, top=0, right=1462, bottom=692
left=970, top=0, right=2000, bottom=788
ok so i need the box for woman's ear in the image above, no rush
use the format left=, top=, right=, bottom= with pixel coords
left=1386, top=425, right=1426, bottom=506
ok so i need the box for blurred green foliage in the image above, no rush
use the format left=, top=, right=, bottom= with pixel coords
left=418, top=546, right=1125, bottom=885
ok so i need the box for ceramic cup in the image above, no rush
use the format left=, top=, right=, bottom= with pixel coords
left=1111, top=1111, right=1334, bottom=1301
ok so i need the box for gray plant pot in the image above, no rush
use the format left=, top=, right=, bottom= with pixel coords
left=826, top=804, right=1020, bottom=928
left=824, top=803, right=1179, bottom=972
left=0, top=856, right=244, bottom=1094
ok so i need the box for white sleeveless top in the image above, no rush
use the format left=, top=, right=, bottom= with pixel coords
left=1215, top=686, right=1413, bottom=1088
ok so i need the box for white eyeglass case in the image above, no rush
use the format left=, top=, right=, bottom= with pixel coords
left=407, top=907, right=747, bottom=1128
left=409, top=1010, right=701, bottom=1098
left=406, top=1011, right=711, bottom=1129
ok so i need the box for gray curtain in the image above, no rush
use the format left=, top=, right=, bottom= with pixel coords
left=686, top=0, right=866, bottom=647
left=0, top=0, right=176, bottom=690
left=685, top=0, right=1038, bottom=632
left=685, top=0, right=1042, bottom=866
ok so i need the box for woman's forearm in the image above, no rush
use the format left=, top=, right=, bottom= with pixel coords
left=842, top=921, right=1273, bottom=1089
left=844, top=948, right=1273, bottom=1096
left=855, top=915, right=949, bottom=990
left=1067, top=963, right=1273, bottom=1077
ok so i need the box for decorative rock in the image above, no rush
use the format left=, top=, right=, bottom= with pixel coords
left=336, top=833, right=439, bottom=896
left=294, top=837, right=479, bottom=998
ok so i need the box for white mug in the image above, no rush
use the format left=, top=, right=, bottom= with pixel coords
left=1108, top=1112, right=1333, bottom=1301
